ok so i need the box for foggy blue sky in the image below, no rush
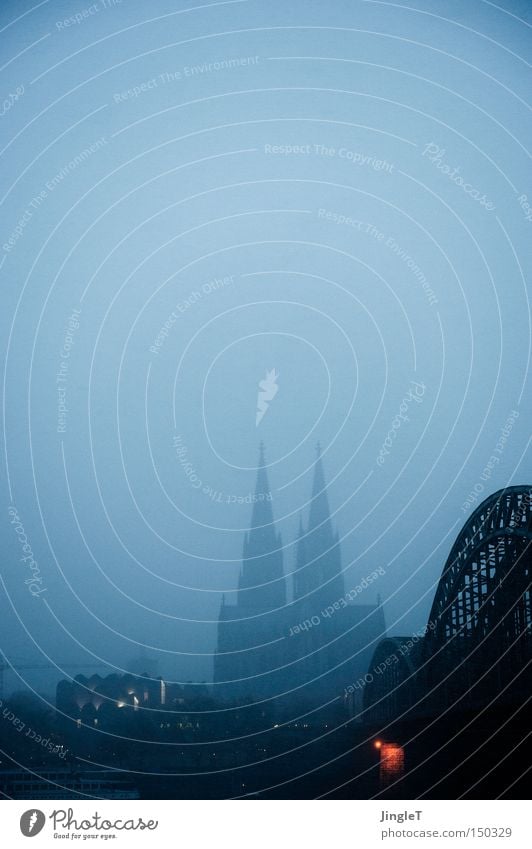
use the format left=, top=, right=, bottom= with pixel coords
left=1, top=0, right=530, bottom=695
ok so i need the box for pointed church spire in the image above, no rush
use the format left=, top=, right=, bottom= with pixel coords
left=308, top=444, right=333, bottom=538
left=238, top=444, right=286, bottom=610
left=248, top=442, right=274, bottom=529
left=300, top=444, right=344, bottom=603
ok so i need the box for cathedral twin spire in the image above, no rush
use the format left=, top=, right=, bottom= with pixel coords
left=237, top=443, right=343, bottom=611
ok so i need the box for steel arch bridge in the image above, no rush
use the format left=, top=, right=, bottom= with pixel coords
left=362, top=636, right=421, bottom=724
left=364, top=486, right=532, bottom=724
left=421, top=486, right=532, bottom=712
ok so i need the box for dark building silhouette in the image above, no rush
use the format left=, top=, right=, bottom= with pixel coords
left=214, top=444, right=385, bottom=705
left=214, top=443, right=289, bottom=700
left=56, top=671, right=167, bottom=720
left=289, top=445, right=384, bottom=699
left=293, top=445, right=344, bottom=607
left=0, top=767, right=139, bottom=799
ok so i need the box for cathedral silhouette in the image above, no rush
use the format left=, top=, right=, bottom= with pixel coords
left=214, top=445, right=385, bottom=707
